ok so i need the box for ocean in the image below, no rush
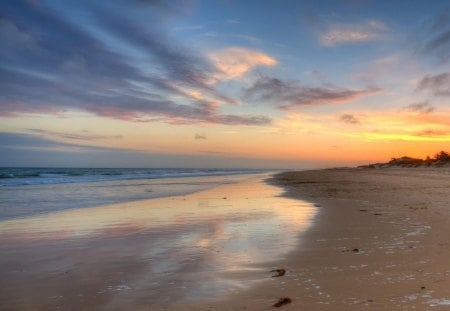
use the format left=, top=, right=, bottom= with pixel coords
left=0, top=167, right=269, bottom=220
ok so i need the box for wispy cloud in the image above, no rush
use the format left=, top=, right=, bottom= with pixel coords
left=0, top=18, right=36, bottom=47
left=339, top=114, right=360, bottom=124
left=201, top=32, right=263, bottom=44
left=244, top=76, right=382, bottom=109
left=417, top=72, right=450, bottom=96
left=418, top=12, right=450, bottom=63
left=415, top=129, right=450, bottom=137
left=352, top=53, right=422, bottom=87
left=320, top=19, right=388, bottom=47
left=25, top=128, right=123, bottom=141
left=344, top=108, right=450, bottom=142
left=362, top=131, right=450, bottom=142
left=194, top=133, right=207, bottom=140
left=230, top=34, right=263, bottom=44
left=0, top=132, right=302, bottom=169
left=208, top=47, right=277, bottom=81
left=274, top=107, right=450, bottom=143
left=0, top=0, right=269, bottom=126
left=402, top=102, right=435, bottom=114
left=0, top=132, right=106, bottom=153
left=172, top=25, right=203, bottom=32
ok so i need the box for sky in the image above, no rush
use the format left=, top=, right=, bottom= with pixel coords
left=0, top=0, right=449, bottom=168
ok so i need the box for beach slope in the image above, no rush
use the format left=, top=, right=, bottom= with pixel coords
left=187, top=167, right=450, bottom=310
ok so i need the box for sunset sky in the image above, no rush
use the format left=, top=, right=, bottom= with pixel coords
left=1, top=0, right=449, bottom=168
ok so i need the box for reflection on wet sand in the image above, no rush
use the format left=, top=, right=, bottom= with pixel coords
left=0, top=175, right=316, bottom=310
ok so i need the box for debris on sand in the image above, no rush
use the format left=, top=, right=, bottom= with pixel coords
left=270, top=269, right=286, bottom=277
left=342, top=248, right=360, bottom=253
left=273, top=297, right=292, bottom=307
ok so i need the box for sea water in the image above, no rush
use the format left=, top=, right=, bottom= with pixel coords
left=0, top=168, right=266, bottom=219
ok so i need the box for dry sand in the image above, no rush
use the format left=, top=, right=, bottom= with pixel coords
left=178, top=167, right=450, bottom=310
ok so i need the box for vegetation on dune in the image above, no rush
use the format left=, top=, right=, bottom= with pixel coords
left=360, top=151, right=450, bottom=168
left=434, top=151, right=450, bottom=162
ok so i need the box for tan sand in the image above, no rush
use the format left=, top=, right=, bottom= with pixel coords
left=177, top=167, right=450, bottom=310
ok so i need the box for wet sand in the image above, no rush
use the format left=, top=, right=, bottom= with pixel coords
left=0, top=174, right=315, bottom=310
left=179, top=167, right=450, bottom=310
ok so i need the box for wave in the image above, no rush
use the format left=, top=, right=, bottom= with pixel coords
left=0, top=168, right=266, bottom=187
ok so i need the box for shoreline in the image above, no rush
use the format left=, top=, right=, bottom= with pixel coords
left=0, top=174, right=315, bottom=310
left=180, top=167, right=450, bottom=310
left=0, top=171, right=276, bottom=221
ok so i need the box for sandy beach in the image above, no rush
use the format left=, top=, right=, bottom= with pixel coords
left=2, top=168, right=450, bottom=310
left=179, top=167, right=450, bottom=310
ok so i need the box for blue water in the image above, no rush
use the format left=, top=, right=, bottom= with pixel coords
left=0, top=168, right=270, bottom=220
left=0, top=167, right=265, bottom=187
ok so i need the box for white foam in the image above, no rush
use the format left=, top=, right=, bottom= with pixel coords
left=428, top=298, right=450, bottom=307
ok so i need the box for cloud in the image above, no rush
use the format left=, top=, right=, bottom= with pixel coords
left=426, top=30, right=450, bottom=54
left=418, top=12, right=450, bottom=63
left=211, top=114, right=270, bottom=126
left=81, top=95, right=271, bottom=125
left=402, top=102, right=435, bottom=114
left=0, top=132, right=315, bottom=169
left=415, top=129, right=450, bottom=137
left=417, top=72, right=450, bottom=96
left=230, top=34, right=263, bottom=44
left=0, top=66, right=270, bottom=125
left=319, top=19, right=388, bottom=47
left=338, top=107, right=450, bottom=142
left=339, top=114, right=360, bottom=124
left=194, top=133, right=207, bottom=140
left=0, top=132, right=107, bottom=153
left=244, top=76, right=382, bottom=109
left=0, top=0, right=268, bottom=126
left=172, top=25, right=203, bottom=32
left=0, top=18, right=36, bottom=48
left=201, top=32, right=263, bottom=44
left=362, top=130, right=450, bottom=142
left=25, top=128, right=123, bottom=141
left=84, top=3, right=231, bottom=101
left=208, top=47, right=277, bottom=81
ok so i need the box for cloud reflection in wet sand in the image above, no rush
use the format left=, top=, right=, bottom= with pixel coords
left=0, top=176, right=316, bottom=309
